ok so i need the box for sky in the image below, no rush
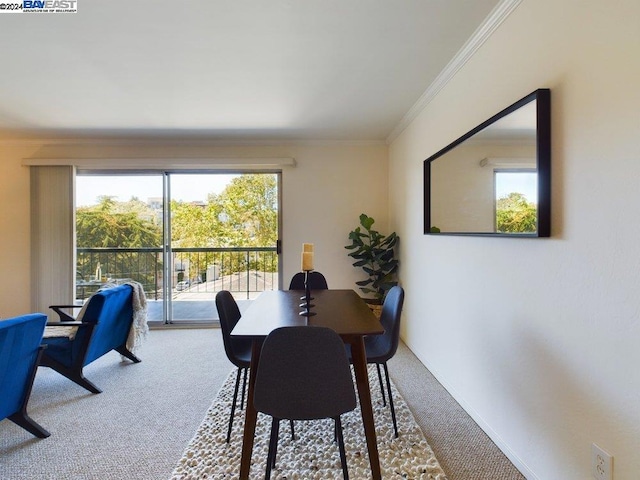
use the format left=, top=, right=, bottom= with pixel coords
left=76, top=173, right=239, bottom=206
left=494, top=171, right=538, bottom=203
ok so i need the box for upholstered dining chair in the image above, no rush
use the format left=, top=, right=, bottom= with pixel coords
left=288, top=271, right=329, bottom=290
left=350, top=285, right=404, bottom=438
left=215, top=290, right=252, bottom=443
left=254, top=326, right=357, bottom=480
left=0, top=313, right=50, bottom=438
left=215, top=290, right=295, bottom=443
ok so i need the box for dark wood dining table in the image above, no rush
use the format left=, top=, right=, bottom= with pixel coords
left=231, top=288, right=384, bottom=480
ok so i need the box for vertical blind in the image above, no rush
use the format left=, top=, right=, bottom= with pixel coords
left=30, top=166, right=75, bottom=314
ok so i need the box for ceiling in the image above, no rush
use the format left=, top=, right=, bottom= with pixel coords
left=0, top=1, right=500, bottom=142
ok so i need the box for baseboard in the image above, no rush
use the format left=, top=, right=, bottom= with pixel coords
left=403, top=339, right=538, bottom=480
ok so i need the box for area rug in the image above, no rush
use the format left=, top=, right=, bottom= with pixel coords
left=171, top=366, right=448, bottom=479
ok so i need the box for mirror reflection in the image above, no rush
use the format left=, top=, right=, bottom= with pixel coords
left=425, top=89, right=550, bottom=237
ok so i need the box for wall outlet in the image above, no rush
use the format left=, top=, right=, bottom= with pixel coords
left=592, top=443, right=613, bottom=480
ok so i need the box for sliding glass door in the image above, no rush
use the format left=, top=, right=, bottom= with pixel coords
left=75, top=171, right=280, bottom=324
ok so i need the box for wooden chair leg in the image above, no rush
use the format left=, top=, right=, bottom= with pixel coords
left=115, top=345, right=141, bottom=363
left=8, top=412, right=50, bottom=438
left=10, top=345, right=50, bottom=437
left=40, top=355, right=102, bottom=394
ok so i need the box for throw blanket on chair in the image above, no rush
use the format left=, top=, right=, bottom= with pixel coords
left=44, top=281, right=149, bottom=358
left=124, top=281, right=148, bottom=356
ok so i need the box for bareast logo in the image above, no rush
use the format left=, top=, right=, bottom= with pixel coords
left=24, top=0, right=77, bottom=7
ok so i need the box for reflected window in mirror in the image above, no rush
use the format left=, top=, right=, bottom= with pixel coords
left=424, top=88, right=550, bottom=237
left=494, top=170, right=537, bottom=234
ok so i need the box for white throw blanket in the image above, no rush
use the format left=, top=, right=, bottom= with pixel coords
left=124, top=281, right=148, bottom=356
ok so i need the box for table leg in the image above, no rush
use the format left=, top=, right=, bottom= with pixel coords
left=350, top=337, right=382, bottom=480
left=239, top=339, right=262, bottom=480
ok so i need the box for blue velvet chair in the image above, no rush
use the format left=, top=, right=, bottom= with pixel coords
left=41, top=284, right=141, bottom=394
left=1, top=313, right=50, bottom=438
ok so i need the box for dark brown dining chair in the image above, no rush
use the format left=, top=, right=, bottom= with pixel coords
left=216, top=290, right=294, bottom=443
left=215, top=290, right=252, bottom=443
left=362, top=285, right=404, bottom=437
left=288, top=271, right=328, bottom=290
left=254, top=326, right=357, bottom=480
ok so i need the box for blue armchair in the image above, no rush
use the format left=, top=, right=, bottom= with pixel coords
left=40, top=284, right=141, bottom=394
left=1, top=313, right=50, bottom=438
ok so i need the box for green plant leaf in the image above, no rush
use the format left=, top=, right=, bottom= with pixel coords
left=346, top=213, right=399, bottom=300
left=360, top=214, right=375, bottom=231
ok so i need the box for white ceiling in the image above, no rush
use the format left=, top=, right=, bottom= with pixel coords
left=0, top=0, right=500, bottom=142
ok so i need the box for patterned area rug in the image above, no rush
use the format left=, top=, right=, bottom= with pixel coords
left=171, top=366, right=448, bottom=479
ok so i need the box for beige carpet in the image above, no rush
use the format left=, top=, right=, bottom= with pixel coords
left=171, top=366, right=448, bottom=479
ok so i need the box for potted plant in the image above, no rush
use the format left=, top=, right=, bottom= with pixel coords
left=345, top=214, right=399, bottom=309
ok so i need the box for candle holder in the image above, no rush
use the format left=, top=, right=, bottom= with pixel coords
left=299, top=270, right=316, bottom=316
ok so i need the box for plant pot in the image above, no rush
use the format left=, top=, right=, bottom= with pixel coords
left=363, top=298, right=383, bottom=319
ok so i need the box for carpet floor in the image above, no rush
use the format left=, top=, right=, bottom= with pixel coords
left=0, top=328, right=524, bottom=479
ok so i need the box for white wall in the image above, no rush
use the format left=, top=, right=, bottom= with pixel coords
left=389, top=1, right=640, bottom=479
left=0, top=141, right=388, bottom=317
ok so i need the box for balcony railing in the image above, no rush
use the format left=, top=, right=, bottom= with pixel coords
left=76, top=247, right=279, bottom=302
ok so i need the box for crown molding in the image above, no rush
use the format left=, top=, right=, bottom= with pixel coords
left=386, top=0, right=524, bottom=144
left=0, top=136, right=387, bottom=148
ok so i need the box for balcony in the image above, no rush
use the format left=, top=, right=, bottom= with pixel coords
left=76, top=247, right=279, bottom=323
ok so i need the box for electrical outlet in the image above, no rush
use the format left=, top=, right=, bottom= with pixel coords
left=592, top=443, right=613, bottom=480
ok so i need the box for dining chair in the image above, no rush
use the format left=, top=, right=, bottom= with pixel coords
left=352, top=285, right=404, bottom=438
left=216, top=290, right=296, bottom=443
left=288, top=271, right=328, bottom=290
left=254, top=326, right=357, bottom=480
left=215, top=290, right=253, bottom=443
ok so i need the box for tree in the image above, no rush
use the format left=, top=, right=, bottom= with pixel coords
left=76, top=196, right=162, bottom=248
left=210, top=174, right=278, bottom=247
left=496, top=192, right=537, bottom=233
left=169, top=174, right=277, bottom=249
left=76, top=197, right=163, bottom=288
left=167, top=174, right=279, bottom=276
left=75, top=174, right=279, bottom=285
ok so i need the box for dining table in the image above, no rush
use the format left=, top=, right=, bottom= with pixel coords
left=231, top=288, right=385, bottom=480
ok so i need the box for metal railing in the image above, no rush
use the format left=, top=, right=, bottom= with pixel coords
left=76, top=247, right=278, bottom=301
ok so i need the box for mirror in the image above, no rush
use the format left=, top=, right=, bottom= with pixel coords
left=424, top=89, right=550, bottom=237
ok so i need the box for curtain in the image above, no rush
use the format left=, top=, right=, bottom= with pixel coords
left=30, top=166, right=75, bottom=315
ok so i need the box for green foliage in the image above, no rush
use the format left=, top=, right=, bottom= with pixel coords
left=171, top=174, right=278, bottom=276
left=208, top=174, right=278, bottom=248
left=496, top=192, right=537, bottom=233
left=76, top=174, right=280, bottom=285
left=76, top=197, right=163, bottom=287
left=345, top=214, right=399, bottom=301
left=76, top=196, right=162, bottom=248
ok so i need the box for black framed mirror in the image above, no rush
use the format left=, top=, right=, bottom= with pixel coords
left=424, top=88, right=550, bottom=237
